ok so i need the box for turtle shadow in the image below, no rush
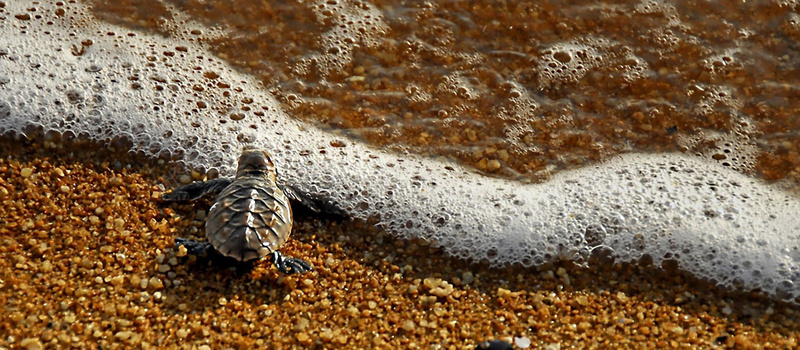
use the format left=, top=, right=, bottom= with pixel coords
left=157, top=195, right=335, bottom=317
left=160, top=253, right=302, bottom=316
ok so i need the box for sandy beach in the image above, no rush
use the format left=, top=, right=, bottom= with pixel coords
left=0, top=136, right=797, bottom=349
left=4, top=0, right=800, bottom=348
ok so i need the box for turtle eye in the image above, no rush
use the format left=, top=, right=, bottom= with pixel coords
left=260, top=150, right=273, bottom=162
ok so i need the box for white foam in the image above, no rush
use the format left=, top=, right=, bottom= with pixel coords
left=2, top=1, right=800, bottom=302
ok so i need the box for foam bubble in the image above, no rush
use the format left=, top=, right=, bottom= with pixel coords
left=635, top=0, right=683, bottom=27
left=701, top=49, right=742, bottom=76
left=3, top=0, right=800, bottom=302
left=677, top=89, right=759, bottom=174
left=538, top=41, right=606, bottom=86
left=537, top=38, right=650, bottom=87
left=438, top=73, right=482, bottom=100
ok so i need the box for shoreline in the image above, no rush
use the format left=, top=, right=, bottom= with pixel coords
left=1, top=136, right=798, bottom=349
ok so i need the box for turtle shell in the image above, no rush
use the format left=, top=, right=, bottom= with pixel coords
left=205, top=177, right=292, bottom=262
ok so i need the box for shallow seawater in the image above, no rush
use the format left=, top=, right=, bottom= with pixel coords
left=3, top=0, right=800, bottom=303
left=86, top=0, right=800, bottom=183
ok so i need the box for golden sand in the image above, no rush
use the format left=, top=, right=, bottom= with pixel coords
left=1, top=137, right=798, bottom=349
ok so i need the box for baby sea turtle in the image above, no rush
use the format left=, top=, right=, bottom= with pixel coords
left=162, top=148, right=319, bottom=274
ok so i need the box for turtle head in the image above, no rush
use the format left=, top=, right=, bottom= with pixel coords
left=236, top=148, right=277, bottom=182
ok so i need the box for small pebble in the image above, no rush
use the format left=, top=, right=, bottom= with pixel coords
left=486, top=159, right=501, bottom=171
left=109, top=176, right=123, bottom=186
left=176, top=328, right=190, bottom=338
left=148, top=277, right=164, bottom=290
left=20, top=338, right=43, bottom=350
left=294, top=317, right=309, bottom=331
left=515, top=336, right=532, bottom=349
left=176, top=244, right=188, bottom=257
left=296, top=332, right=310, bottom=342
left=20, top=167, right=34, bottom=178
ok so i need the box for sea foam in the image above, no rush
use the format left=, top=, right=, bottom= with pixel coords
left=1, top=1, right=799, bottom=301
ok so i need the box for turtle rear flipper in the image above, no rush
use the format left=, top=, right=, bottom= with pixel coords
left=270, top=250, right=312, bottom=275
left=175, top=237, right=213, bottom=256
left=162, top=178, right=233, bottom=201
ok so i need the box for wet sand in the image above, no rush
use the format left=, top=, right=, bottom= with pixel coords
left=1, top=136, right=798, bottom=349
left=86, top=0, right=800, bottom=184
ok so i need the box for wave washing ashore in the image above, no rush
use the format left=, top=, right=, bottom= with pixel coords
left=3, top=0, right=800, bottom=303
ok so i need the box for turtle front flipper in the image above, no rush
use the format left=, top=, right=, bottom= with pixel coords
left=162, top=178, right=233, bottom=201
left=280, top=184, right=348, bottom=216
left=175, top=237, right=213, bottom=256
left=279, top=185, right=321, bottom=213
left=270, top=250, right=312, bottom=275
